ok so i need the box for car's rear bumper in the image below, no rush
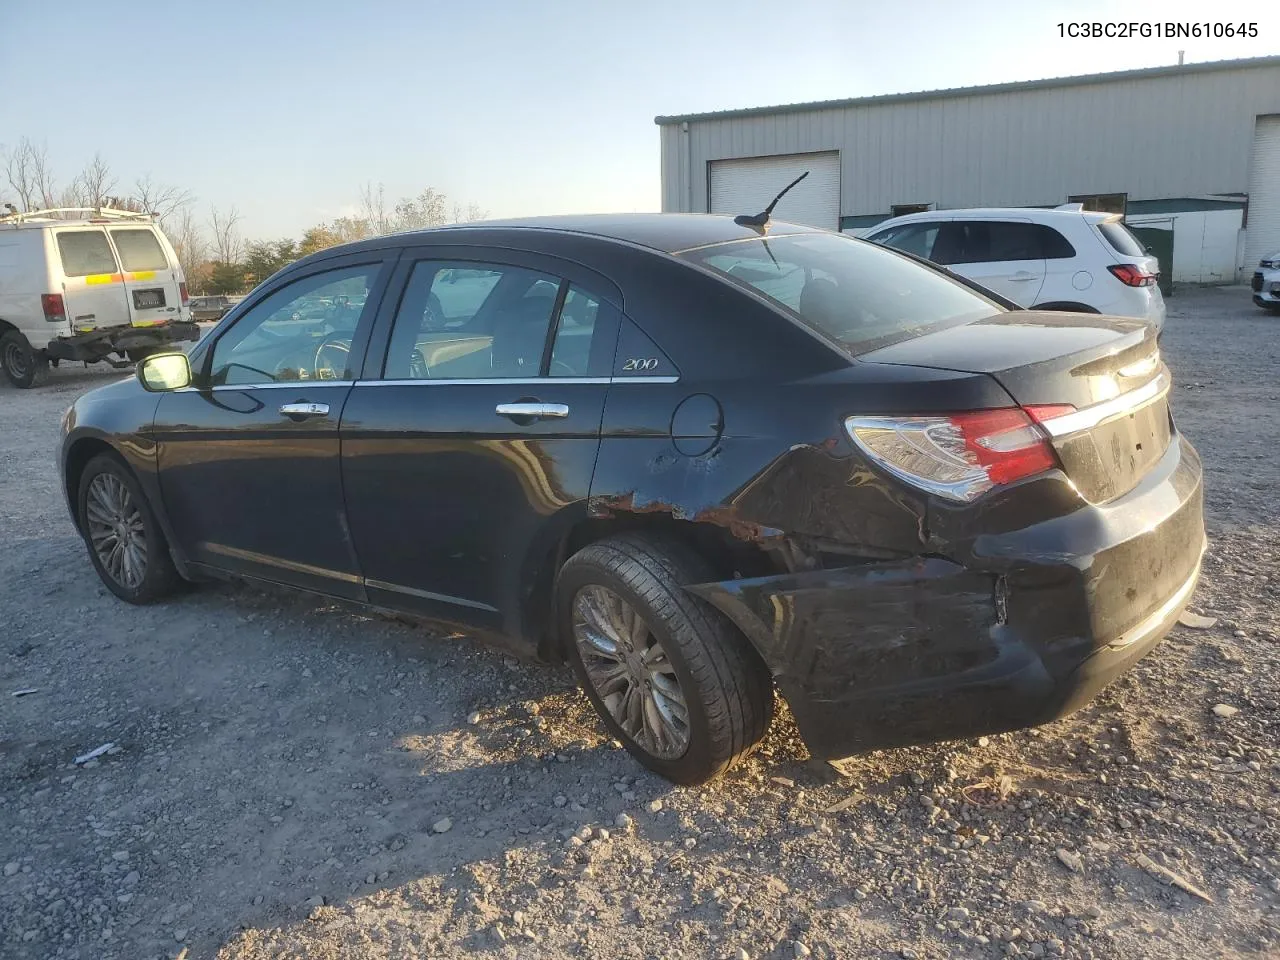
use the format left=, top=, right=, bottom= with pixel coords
left=46, top=322, right=200, bottom=362
left=688, top=433, right=1205, bottom=759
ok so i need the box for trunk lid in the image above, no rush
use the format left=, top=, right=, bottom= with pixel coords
left=860, top=311, right=1169, bottom=503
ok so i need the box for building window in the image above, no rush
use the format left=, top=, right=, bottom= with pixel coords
left=1068, top=193, right=1127, bottom=215
left=891, top=202, right=934, bottom=217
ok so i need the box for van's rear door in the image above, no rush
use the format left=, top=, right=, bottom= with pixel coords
left=107, top=226, right=184, bottom=327
left=51, top=228, right=131, bottom=332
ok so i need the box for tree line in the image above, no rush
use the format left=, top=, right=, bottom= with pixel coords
left=1, top=138, right=487, bottom=295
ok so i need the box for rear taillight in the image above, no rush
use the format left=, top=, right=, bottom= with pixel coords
left=1108, top=264, right=1157, bottom=287
left=179, top=281, right=189, bottom=307
left=845, top=408, right=1065, bottom=502
left=41, top=293, right=66, bottom=323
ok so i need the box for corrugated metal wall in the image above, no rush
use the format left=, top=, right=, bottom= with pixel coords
left=659, top=61, right=1280, bottom=218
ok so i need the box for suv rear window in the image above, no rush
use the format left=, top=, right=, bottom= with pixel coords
left=56, top=231, right=119, bottom=277
left=1097, top=221, right=1146, bottom=257
left=110, top=229, right=169, bottom=271
left=679, top=232, right=1003, bottom=355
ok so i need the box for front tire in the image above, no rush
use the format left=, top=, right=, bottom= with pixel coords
left=1, top=330, right=49, bottom=388
left=557, top=535, right=773, bottom=785
left=77, top=453, right=182, bottom=604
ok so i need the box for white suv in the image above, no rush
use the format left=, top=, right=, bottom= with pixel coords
left=865, top=207, right=1165, bottom=333
left=1253, top=252, right=1280, bottom=312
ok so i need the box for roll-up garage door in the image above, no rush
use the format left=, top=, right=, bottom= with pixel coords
left=1244, top=116, right=1280, bottom=272
left=708, top=151, right=840, bottom=230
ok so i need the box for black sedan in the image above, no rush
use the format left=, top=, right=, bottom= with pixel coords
left=59, top=213, right=1205, bottom=785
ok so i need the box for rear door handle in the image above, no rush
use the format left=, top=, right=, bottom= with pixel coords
left=496, top=402, right=569, bottom=421
left=1009, top=272, right=1039, bottom=281
left=279, top=401, right=329, bottom=419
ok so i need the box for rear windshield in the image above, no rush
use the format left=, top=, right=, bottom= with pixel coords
left=56, top=231, right=118, bottom=277
left=1097, top=221, right=1146, bottom=257
left=110, top=229, right=170, bottom=271
left=679, top=232, right=1003, bottom=355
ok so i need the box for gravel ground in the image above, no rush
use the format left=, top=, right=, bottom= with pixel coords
left=2, top=287, right=1278, bottom=960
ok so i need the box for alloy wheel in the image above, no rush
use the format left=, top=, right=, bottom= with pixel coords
left=572, top=584, right=690, bottom=758
left=84, top=473, right=148, bottom=589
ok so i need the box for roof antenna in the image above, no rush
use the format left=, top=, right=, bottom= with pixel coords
left=734, top=171, right=809, bottom=229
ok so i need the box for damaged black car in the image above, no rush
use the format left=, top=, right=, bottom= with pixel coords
left=60, top=212, right=1205, bottom=784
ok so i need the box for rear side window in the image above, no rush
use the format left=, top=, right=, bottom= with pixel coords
left=110, top=229, right=169, bottom=271
left=680, top=232, right=1002, bottom=355
left=1036, top=225, right=1076, bottom=259
left=56, top=231, right=118, bottom=277
left=1097, top=221, right=1147, bottom=257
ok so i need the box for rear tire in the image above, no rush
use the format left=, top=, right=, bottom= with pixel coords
left=77, top=453, right=182, bottom=604
left=1, top=330, right=49, bottom=388
left=557, top=534, right=773, bottom=785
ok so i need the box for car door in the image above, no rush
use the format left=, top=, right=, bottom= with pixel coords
left=340, top=246, right=621, bottom=636
left=107, top=226, right=184, bottom=327
left=152, top=254, right=393, bottom=598
left=50, top=227, right=131, bottom=333
left=933, top=219, right=1046, bottom=306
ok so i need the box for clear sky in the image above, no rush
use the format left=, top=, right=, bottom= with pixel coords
left=3, top=0, right=1276, bottom=241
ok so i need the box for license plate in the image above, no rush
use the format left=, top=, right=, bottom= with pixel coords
left=133, top=288, right=165, bottom=309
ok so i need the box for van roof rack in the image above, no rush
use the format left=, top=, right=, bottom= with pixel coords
left=0, top=206, right=156, bottom=225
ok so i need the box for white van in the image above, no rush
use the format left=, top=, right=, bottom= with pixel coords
left=0, top=207, right=198, bottom=387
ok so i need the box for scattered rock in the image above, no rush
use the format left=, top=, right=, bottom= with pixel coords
left=3, top=861, right=19, bottom=877
left=947, top=906, right=971, bottom=921
left=432, top=818, right=453, bottom=834
left=1179, top=611, right=1218, bottom=629
left=466, top=711, right=481, bottom=725
left=793, top=940, right=812, bottom=958
left=646, top=799, right=663, bottom=813
left=1056, top=848, right=1084, bottom=873
left=1212, top=704, right=1239, bottom=718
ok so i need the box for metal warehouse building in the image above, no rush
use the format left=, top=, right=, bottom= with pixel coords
left=656, top=56, right=1280, bottom=285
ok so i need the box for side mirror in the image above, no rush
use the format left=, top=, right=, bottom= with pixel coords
left=137, top=352, right=192, bottom=392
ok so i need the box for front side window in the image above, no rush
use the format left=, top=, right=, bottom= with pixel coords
left=110, top=229, right=169, bottom=271
left=384, top=261, right=562, bottom=379
left=868, top=222, right=940, bottom=260
left=208, top=265, right=377, bottom=385
left=680, top=232, right=1003, bottom=356
left=56, top=230, right=119, bottom=277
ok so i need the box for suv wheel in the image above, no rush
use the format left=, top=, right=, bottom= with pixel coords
left=557, top=535, right=773, bottom=785
left=77, top=453, right=182, bottom=604
left=1, top=330, right=49, bottom=388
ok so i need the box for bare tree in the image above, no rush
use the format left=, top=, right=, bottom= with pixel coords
left=72, top=153, right=117, bottom=209
left=126, top=174, right=195, bottom=222
left=209, top=205, right=244, bottom=264
left=358, top=181, right=392, bottom=236
left=170, top=208, right=209, bottom=287
left=451, top=201, right=488, bottom=223
left=3, top=138, right=57, bottom=211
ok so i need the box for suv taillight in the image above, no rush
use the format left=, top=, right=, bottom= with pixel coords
left=845, top=407, right=1070, bottom=502
left=1108, top=264, right=1157, bottom=287
left=179, top=281, right=190, bottom=307
left=41, top=293, right=66, bottom=323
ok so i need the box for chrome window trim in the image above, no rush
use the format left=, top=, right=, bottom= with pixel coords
left=352, top=375, right=679, bottom=387
left=1038, top=370, right=1170, bottom=438
left=198, top=380, right=355, bottom=392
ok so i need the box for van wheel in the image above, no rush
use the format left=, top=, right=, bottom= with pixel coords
left=1, top=330, right=49, bottom=388
left=557, top=535, right=774, bottom=785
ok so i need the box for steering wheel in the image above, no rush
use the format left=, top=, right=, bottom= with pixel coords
left=313, top=336, right=351, bottom=380
left=550, top=359, right=577, bottom=378
left=421, top=292, right=448, bottom=332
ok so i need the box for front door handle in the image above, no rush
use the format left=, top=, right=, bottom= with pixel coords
left=279, top=401, right=330, bottom=419
left=496, top=402, right=569, bottom=421
left=1009, top=272, right=1039, bottom=281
